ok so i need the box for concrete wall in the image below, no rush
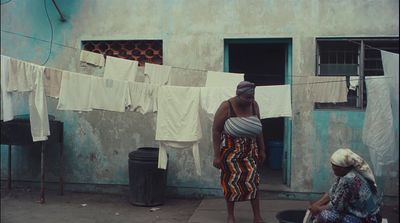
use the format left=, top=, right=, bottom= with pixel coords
left=1, top=0, right=398, bottom=197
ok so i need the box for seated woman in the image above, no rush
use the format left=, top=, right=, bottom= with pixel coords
left=309, top=148, right=382, bottom=223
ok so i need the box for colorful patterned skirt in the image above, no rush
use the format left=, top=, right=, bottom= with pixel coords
left=220, top=133, right=260, bottom=202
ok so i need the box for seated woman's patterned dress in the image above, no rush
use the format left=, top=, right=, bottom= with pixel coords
left=220, top=100, right=263, bottom=202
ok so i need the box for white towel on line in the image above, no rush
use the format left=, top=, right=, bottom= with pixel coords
left=128, top=82, right=159, bottom=114
left=7, top=58, right=36, bottom=92
left=103, top=56, right=138, bottom=82
left=1, top=55, right=14, bottom=121
left=80, top=50, right=105, bottom=67
left=309, top=76, right=348, bottom=103
left=255, top=85, right=292, bottom=119
left=89, top=77, right=131, bottom=112
left=57, top=71, right=92, bottom=111
left=205, top=71, right=244, bottom=88
left=144, top=63, right=172, bottom=85
left=155, top=86, right=202, bottom=141
left=29, top=66, right=50, bottom=141
left=43, top=67, right=63, bottom=98
left=200, top=87, right=236, bottom=120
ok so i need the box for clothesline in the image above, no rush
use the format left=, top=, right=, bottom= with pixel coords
left=0, top=29, right=394, bottom=84
left=1, top=54, right=393, bottom=88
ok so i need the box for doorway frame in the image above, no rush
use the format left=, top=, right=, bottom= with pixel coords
left=223, top=38, right=293, bottom=186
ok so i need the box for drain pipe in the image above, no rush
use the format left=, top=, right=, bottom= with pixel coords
left=51, top=0, right=66, bottom=22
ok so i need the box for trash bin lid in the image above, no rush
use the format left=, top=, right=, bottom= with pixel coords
left=129, top=147, right=159, bottom=161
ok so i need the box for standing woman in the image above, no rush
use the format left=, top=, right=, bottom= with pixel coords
left=212, top=81, right=266, bottom=223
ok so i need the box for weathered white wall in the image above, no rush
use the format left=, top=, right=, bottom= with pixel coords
left=1, top=0, right=398, bottom=197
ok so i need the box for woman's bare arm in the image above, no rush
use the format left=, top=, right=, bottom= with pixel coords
left=212, top=101, right=229, bottom=169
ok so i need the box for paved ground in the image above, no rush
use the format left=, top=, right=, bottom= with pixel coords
left=1, top=188, right=398, bottom=223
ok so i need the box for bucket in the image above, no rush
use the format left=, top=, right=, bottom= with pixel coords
left=268, top=140, right=283, bottom=170
left=276, top=209, right=307, bottom=223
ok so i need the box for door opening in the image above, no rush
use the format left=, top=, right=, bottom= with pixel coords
left=225, top=39, right=291, bottom=188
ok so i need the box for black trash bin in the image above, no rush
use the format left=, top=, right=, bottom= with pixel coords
left=128, top=147, right=167, bottom=207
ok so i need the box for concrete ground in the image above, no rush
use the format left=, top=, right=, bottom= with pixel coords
left=1, top=188, right=398, bottom=223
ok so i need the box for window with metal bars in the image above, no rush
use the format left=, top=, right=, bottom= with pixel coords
left=315, top=37, right=399, bottom=110
left=81, top=40, right=163, bottom=66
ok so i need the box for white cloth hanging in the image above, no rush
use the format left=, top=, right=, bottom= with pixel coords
left=156, top=86, right=202, bottom=175
left=7, top=59, right=36, bottom=92
left=205, top=71, right=244, bottom=88
left=144, top=63, right=172, bottom=85
left=200, top=87, right=236, bottom=120
left=29, top=66, right=50, bottom=141
left=89, top=77, right=131, bottom=112
left=155, top=86, right=202, bottom=141
left=80, top=50, right=105, bottom=67
left=349, top=76, right=359, bottom=91
left=43, top=67, right=63, bottom=98
left=309, top=76, right=348, bottom=103
left=255, top=85, right=292, bottom=119
left=381, top=50, right=399, bottom=128
left=103, top=56, right=138, bottom=82
left=1, top=55, right=14, bottom=121
left=128, top=82, right=159, bottom=114
left=158, top=141, right=201, bottom=176
left=57, top=71, right=92, bottom=111
left=362, top=76, right=397, bottom=176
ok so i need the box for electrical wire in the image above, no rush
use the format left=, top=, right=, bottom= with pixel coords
left=41, top=0, right=53, bottom=66
left=1, top=29, right=77, bottom=50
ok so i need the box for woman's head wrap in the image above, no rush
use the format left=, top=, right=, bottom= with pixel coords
left=236, top=81, right=255, bottom=96
left=330, top=148, right=376, bottom=188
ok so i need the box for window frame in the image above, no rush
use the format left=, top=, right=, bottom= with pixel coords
left=315, top=37, right=399, bottom=110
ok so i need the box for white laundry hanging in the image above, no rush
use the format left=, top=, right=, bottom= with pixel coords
left=199, top=87, right=236, bottom=121
left=29, top=66, right=50, bottom=141
left=80, top=50, right=105, bottom=67
left=103, top=56, right=138, bottom=82
left=144, top=63, right=172, bottom=85
left=309, top=76, right=348, bottom=103
left=255, top=85, right=292, bottom=119
left=89, top=77, right=131, bottom=112
left=362, top=76, right=397, bottom=176
left=205, top=71, right=244, bottom=88
left=1, top=55, right=14, bottom=121
left=43, top=67, right=63, bottom=98
left=128, top=82, right=159, bottom=114
left=155, top=86, right=202, bottom=175
left=57, top=71, right=93, bottom=111
left=381, top=50, right=399, bottom=128
left=7, top=58, right=36, bottom=92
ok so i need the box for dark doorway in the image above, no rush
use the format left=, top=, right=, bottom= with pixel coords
left=227, top=41, right=287, bottom=186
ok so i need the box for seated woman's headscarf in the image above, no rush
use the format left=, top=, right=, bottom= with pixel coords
left=236, top=81, right=255, bottom=96
left=330, top=148, right=377, bottom=188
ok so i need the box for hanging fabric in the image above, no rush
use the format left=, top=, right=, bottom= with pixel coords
left=103, top=56, right=138, bottom=82
left=255, top=84, right=292, bottom=119
left=205, top=71, right=244, bottom=88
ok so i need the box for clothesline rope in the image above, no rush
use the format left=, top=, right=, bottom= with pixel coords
left=0, top=29, right=395, bottom=85
left=1, top=54, right=393, bottom=87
